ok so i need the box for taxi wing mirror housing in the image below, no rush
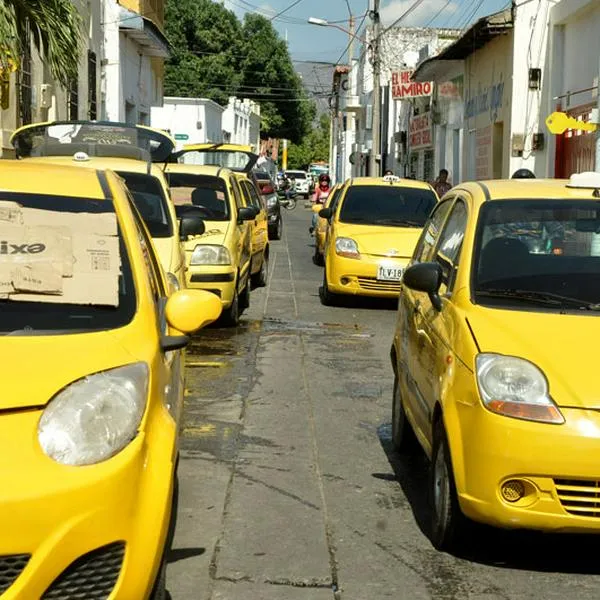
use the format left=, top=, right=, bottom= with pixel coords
left=319, top=207, right=332, bottom=219
left=402, top=262, right=443, bottom=311
left=174, top=205, right=206, bottom=240
left=161, top=289, right=223, bottom=351
left=238, top=206, right=256, bottom=223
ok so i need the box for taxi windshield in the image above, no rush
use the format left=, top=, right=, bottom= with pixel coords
left=0, top=192, right=136, bottom=335
left=166, top=173, right=230, bottom=221
left=473, top=199, right=600, bottom=311
left=339, top=185, right=437, bottom=227
left=116, top=172, right=173, bottom=238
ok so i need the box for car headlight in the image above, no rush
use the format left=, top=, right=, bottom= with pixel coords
left=266, top=196, right=278, bottom=209
left=190, top=245, right=231, bottom=265
left=475, top=354, right=564, bottom=424
left=38, top=363, right=149, bottom=466
left=335, top=237, right=361, bottom=259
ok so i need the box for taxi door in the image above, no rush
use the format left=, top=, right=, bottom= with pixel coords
left=242, top=179, right=268, bottom=275
left=397, top=199, right=454, bottom=442
left=409, top=199, right=468, bottom=446
left=229, top=176, right=252, bottom=290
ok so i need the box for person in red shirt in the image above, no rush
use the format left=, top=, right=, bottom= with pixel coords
left=310, top=174, right=331, bottom=234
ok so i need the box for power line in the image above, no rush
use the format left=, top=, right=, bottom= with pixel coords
left=380, top=0, right=428, bottom=36
left=269, top=0, right=307, bottom=22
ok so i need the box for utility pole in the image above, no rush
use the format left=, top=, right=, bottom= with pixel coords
left=369, top=0, right=381, bottom=177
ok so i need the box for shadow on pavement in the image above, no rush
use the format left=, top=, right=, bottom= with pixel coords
left=317, top=286, right=399, bottom=311
left=376, top=422, right=600, bottom=575
left=168, top=547, right=206, bottom=564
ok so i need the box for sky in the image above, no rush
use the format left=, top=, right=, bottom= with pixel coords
left=221, top=0, right=510, bottom=64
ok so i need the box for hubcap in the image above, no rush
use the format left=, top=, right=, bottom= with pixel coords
left=433, top=444, right=449, bottom=521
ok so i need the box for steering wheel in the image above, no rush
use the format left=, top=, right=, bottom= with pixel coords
left=190, top=205, right=218, bottom=219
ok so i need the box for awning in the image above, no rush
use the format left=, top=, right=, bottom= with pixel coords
left=412, top=8, right=512, bottom=82
left=118, top=6, right=170, bottom=58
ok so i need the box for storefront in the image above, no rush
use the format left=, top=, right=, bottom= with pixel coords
left=408, top=110, right=434, bottom=182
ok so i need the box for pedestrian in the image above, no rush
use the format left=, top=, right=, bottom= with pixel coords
left=310, top=173, right=331, bottom=234
left=384, top=169, right=394, bottom=176
left=433, top=168, right=452, bottom=197
left=511, top=168, right=536, bottom=179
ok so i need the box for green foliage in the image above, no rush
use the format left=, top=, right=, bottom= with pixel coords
left=0, top=0, right=81, bottom=87
left=164, top=0, right=313, bottom=143
left=287, top=113, right=331, bottom=170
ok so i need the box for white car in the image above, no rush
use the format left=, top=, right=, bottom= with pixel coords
left=285, top=170, right=310, bottom=199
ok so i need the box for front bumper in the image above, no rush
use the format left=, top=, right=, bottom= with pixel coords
left=455, top=404, right=600, bottom=533
left=0, top=404, right=176, bottom=599
left=185, top=265, right=236, bottom=308
left=326, top=253, right=409, bottom=298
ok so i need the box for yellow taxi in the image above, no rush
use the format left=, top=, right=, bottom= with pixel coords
left=0, top=160, right=221, bottom=598
left=10, top=121, right=186, bottom=289
left=312, top=182, right=342, bottom=266
left=319, top=175, right=438, bottom=304
left=164, top=146, right=257, bottom=326
left=391, top=173, right=600, bottom=551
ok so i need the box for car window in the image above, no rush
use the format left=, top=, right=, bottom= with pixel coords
left=166, top=172, right=230, bottom=221
left=244, top=180, right=264, bottom=210
left=116, top=171, right=173, bottom=239
left=286, top=171, right=306, bottom=179
left=339, top=185, right=437, bottom=227
left=230, top=177, right=244, bottom=210
left=434, top=199, right=467, bottom=292
left=413, top=198, right=454, bottom=263
left=473, top=199, right=600, bottom=310
left=0, top=191, right=136, bottom=334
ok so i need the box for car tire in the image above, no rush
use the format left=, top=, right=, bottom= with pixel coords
left=392, top=374, right=418, bottom=453
left=430, top=421, right=468, bottom=552
left=320, top=269, right=337, bottom=306
left=313, top=244, right=324, bottom=266
left=304, top=193, right=309, bottom=200
left=239, top=277, right=251, bottom=312
left=252, top=252, right=269, bottom=288
left=222, top=287, right=240, bottom=327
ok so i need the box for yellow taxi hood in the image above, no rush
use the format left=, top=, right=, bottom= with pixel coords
left=182, top=221, right=229, bottom=250
left=466, top=305, right=600, bottom=409
left=1, top=330, right=145, bottom=410
left=336, top=223, right=421, bottom=258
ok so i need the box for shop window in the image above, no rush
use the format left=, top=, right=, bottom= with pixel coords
left=88, top=50, right=97, bottom=120
left=18, top=35, right=32, bottom=125
left=67, top=75, right=79, bottom=120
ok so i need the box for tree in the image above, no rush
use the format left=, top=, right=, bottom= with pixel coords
left=164, top=1, right=313, bottom=143
left=287, top=113, right=330, bottom=170
left=0, top=0, right=81, bottom=87
left=164, top=0, right=243, bottom=105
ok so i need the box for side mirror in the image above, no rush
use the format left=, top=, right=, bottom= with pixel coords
left=319, top=207, right=332, bottom=219
left=161, top=289, right=222, bottom=351
left=179, top=216, right=205, bottom=240
left=402, top=262, right=443, bottom=311
left=238, top=206, right=256, bottom=223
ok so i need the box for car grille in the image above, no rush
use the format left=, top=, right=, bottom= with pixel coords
left=357, top=276, right=401, bottom=293
left=554, top=479, right=600, bottom=517
left=0, top=554, right=30, bottom=593
left=42, top=542, right=125, bottom=599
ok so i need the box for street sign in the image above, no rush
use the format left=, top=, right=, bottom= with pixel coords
left=545, top=111, right=597, bottom=135
left=174, top=133, right=189, bottom=141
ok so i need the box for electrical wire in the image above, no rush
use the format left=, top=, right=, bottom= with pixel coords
left=333, top=10, right=369, bottom=66
left=269, top=0, right=307, bottom=22
left=379, top=0, right=428, bottom=37
left=424, top=0, right=454, bottom=27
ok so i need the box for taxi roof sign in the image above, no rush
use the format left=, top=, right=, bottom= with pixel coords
left=546, top=111, right=597, bottom=135
left=567, top=172, right=600, bottom=189
left=383, top=174, right=401, bottom=183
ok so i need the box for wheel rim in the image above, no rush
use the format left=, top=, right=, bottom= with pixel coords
left=433, top=443, right=449, bottom=522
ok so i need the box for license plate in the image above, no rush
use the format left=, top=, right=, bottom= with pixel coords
left=377, top=265, right=403, bottom=281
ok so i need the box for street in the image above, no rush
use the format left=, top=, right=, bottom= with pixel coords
left=168, top=206, right=600, bottom=600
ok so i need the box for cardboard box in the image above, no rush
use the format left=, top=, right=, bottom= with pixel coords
left=0, top=201, right=120, bottom=306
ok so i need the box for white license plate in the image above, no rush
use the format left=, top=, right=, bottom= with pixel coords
left=377, top=265, right=403, bottom=281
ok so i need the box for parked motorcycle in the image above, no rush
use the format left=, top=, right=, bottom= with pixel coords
left=277, top=185, right=297, bottom=210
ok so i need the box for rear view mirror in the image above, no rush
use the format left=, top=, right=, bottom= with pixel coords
left=238, top=206, right=256, bottom=222
left=319, top=207, right=332, bottom=219
left=403, top=262, right=443, bottom=311
left=175, top=205, right=206, bottom=240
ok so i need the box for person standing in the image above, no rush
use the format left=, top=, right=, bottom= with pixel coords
left=433, top=168, right=452, bottom=197
left=310, top=173, right=331, bottom=234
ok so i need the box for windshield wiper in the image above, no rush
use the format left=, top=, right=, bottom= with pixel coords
left=372, top=218, right=423, bottom=227
left=476, top=289, right=600, bottom=311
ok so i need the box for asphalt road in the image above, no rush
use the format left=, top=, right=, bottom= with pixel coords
left=167, top=205, right=600, bottom=600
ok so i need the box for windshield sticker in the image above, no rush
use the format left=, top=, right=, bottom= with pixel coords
left=0, top=202, right=119, bottom=306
